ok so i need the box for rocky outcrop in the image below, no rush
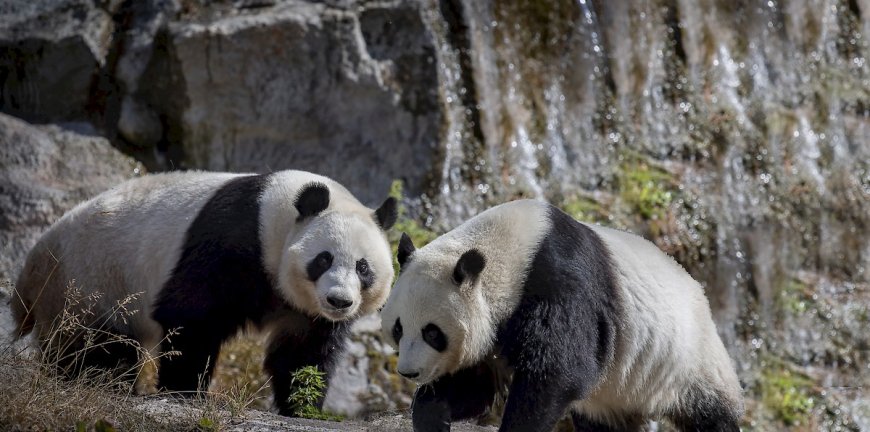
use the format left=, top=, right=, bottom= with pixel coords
left=0, top=0, right=113, bottom=123
left=0, top=113, right=142, bottom=284
left=0, top=0, right=443, bottom=204
left=135, top=0, right=441, bottom=203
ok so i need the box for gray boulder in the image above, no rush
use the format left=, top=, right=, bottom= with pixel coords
left=139, top=0, right=441, bottom=203
left=0, top=113, right=143, bottom=285
left=0, top=0, right=113, bottom=122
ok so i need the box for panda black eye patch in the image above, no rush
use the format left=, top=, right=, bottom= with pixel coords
left=422, top=323, right=447, bottom=352
left=392, top=318, right=403, bottom=343
left=356, top=258, right=374, bottom=289
left=306, top=251, right=333, bottom=281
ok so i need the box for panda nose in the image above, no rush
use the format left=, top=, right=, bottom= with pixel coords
left=399, top=370, right=419, bottom=379
left=326, top=295, right=353, bottom=310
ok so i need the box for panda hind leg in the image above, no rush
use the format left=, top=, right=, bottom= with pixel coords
left=157, top=324, right=224, bottom=395
left=669, top=411, right=740, bottom=432
left=570, top=411, right=645, bottom=432
left=668, top=386, right=741, bottom=432
left=43, top=325, right=141, bottom=385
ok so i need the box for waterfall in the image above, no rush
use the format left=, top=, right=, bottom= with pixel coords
left=424, top=0, right=868, bottom=427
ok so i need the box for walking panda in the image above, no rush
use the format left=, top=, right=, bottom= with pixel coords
left=380, top=199, right=743, bottom=431
left=12, top=170, right=397, bottom=414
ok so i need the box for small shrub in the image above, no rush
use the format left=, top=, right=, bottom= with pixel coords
left=196, top=416, right=217, bottom=432
left=287, top=366, right=342, bottom=421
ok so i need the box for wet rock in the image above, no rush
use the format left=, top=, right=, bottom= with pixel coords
left=140, top=0, right=441, bottom=203
left=0, top=0, right=113, bottom=122
left=0, top=113, right=143, bottom=284
left=323, top=315, right=414, bottom=417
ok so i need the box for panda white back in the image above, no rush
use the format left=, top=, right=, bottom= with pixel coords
left=577, top=224, right=741, bottom=424
left=16, top=171, right=244, bottom=348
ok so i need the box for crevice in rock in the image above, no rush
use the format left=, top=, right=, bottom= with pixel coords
left=663, top=0, right=687, bottom=65
left=437, top=0, right=486, bottom=177
left=138, top=27, right=190, bottom=171
left=87, top=0, right=134, bottom=141
left=437, top=0, right=478, bottom=126
left=846, top=0, right=861, bottom=17
left=589, top=0, right=617, bottom=95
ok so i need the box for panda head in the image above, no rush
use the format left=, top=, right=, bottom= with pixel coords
left=380, top=233, right=492, bottom=384
left=281, top=182, right=397, bottom=321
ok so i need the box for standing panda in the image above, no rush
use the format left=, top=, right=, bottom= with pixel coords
left=380, top=199, right=743, bottom=431
left=12, top=169, right=397, bottom=415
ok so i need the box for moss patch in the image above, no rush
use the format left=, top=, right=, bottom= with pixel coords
left=559, top=194, right=608, bottom=224
left=777, top=279, right=813, bottom=315
left=617, top=155, right=677, bottom=221
left=759, top=362, right=817, bottom=427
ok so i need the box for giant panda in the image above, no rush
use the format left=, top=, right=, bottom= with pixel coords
left=380, top=199, right=743, bottom=432
left=12, top=170, right=397, bottom=415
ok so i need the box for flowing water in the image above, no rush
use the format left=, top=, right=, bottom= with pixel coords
left=422, top=0, right=869, bottom=429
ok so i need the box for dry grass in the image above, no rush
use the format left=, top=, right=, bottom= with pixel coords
left=0, top=282, right=262, bottom=431
left=0, top=346, right=168, bottom=431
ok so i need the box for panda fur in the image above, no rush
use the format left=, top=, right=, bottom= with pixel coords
left=380, top=199, right=743, bottom=432
left=12, top=170, right=397, bottom=414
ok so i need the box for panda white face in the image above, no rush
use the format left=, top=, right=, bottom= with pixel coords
left=283, top=211, right=394, bottom=321
left=381, top=238, right=492, bottom=384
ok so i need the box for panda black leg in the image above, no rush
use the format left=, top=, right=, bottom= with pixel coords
left=670, top=413, right=740, bottom=432
left=263, top=316, right=351, bottom=416
left=411, top=362, right=499, bottom=432
left=571, top=412, right=612, bottom=432
left=498, top=370, right=578, bottom=432
left=157, top=325, right=223, bottom=395
left=571, top=412, right=644, bottom=432
left=669, top=386, right=741, bottom=432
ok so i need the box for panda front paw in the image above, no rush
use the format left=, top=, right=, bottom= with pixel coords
left=411, top=386, right=452, bottom=432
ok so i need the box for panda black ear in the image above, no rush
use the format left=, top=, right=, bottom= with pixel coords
left=452, top=249, right=485, bottom=286
left=397, top=232, right=416, bottom=269
left=295, top=183, right=330, bottom=220
left=375, top=197, right=398, bottom=230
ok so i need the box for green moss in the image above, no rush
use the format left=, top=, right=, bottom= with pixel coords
left=287, top=366, right=343, bottom=421
left=387, top=180, right=439, bottom=277
left=777, top=279, right=812, bottom=315
left=196, top=417, right=217, bottom=432
left=560, top=195, right=607, bottom=224
left=618, top=155, right=677, bottom=221
left=759, top=366, right=817, bottom=426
